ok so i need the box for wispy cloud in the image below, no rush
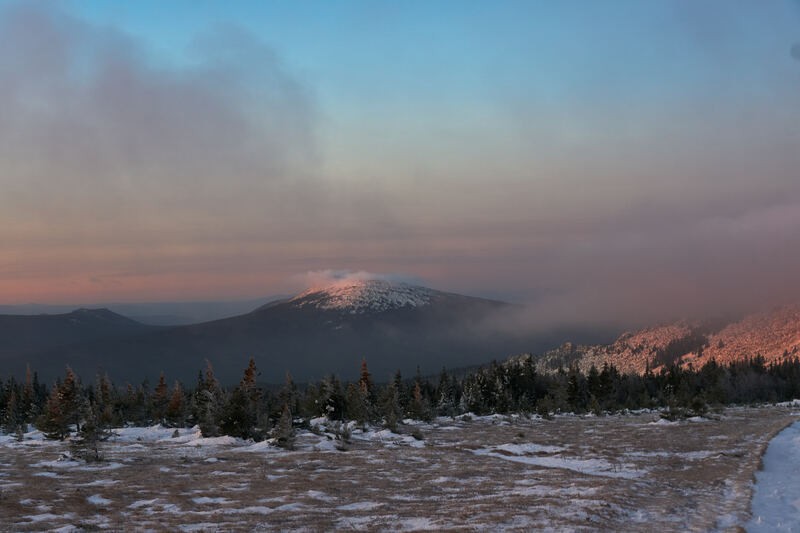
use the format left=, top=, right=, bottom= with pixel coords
left=292, top=270, right=424, bottom=290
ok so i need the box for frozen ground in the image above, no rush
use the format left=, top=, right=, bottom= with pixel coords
left=747, top=419, right=800, bottom=531
left=0, top=406, right=797, bottom=531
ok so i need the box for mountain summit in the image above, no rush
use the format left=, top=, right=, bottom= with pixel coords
left=289, top=279, right=438, bottom=313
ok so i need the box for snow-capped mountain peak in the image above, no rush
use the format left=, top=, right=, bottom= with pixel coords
left=289, top=279, right=437, bottom=313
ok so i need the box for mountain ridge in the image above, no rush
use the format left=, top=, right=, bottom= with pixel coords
left=0, top=308, right=156, bottom=362
left=15, top=280, right=799, bottom=385
left=532, top=305, right=800, bottom=374
left=6, top=279, right=584, bottom=385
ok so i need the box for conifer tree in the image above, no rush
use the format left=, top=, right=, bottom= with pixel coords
left=566, top=365, right=588, bottom=413
left=36, top=368, right=82, bottom=439
left=300, top=383, right=319, bottom=420
left=460, top=373, right=488, bottom=414
left=408, top=381, right=432, bottom=421
left=21, top=365, right=35, bottom=425
left=278, top=372, right=299, bottom=415
left=96, top=373, right=114, bottom=407
left=2, top=389, right=21, bottom=434
left=59, top=367, right=82, bottom=431
left=392, top=370, right=409, bottom=414
left=436, top=368, right=457, bottom=417
left=38, top=385, right=69, bottom=440
left=194, top=360, right=222, bottom=437
left=94, top=373, right=117, bottom=428
left=317, top=375, right=345, bottom=420
left=121, top=380, right=149, bottom=426
left=165, top=381, right=186, bottom=427
left=344, top=382, right=369, bottom=425
left=241, top=357, right=258, bottom=389
left=358, top=359, right=374, bottom=400
left=220, top=358, right=262, bottom=439
left=379, top=380, right=402, bottom=432
left=274, top=402, right=295, bottom=450
left=343, top=361, right=376, bottom=424
left=344, top=382, right=362, bottom=422
left=71, top=398, right=112, bottom=462
left=152, top=372, right=169, bottom=424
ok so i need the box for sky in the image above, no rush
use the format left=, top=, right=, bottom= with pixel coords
left=1, top=1, right=800, bottom=327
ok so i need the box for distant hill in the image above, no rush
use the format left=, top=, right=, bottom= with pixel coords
left=9, top=279, right=609, bottom=385
left=0, top=309, right=157, bottom=371
left=0, top=297, right=284, bottom=326
left=532, top=306, right=800, bottom=374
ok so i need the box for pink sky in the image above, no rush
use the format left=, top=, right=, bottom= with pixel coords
left=2, top=3, right=800, bottom=326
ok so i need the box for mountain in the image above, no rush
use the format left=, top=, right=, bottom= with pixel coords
left=0, top=297, right=285, bottom=326
left=17, top=282, right=799, bottom=386
left=10, top=279, right=608, bottom=385
left=532, top=306, right=800, bottom=374
left=105, top=297, right=287, bottom=326
left=284, top=280, right=440, bottom=313
left=0, top=308, right=156, bottom=370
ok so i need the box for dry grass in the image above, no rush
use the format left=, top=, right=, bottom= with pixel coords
left=1, top=406, right=797, bottom=531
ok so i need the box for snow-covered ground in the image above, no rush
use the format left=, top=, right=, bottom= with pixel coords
left=290, top=278, right=436, bottom=313
left=747, top=420, right=800, bottom=531
left=0, top=406, right=797, bottom=531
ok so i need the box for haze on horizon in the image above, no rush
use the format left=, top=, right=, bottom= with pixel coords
left=2, top=1, right=800, bottom=328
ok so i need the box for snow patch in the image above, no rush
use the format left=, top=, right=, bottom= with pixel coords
left=494, top=442, right=566, bottom=455
left=306, top=490, right=336, bottom=502
left=87, top=494, right=111, bottom=505
left=337, top=501, right=383, bottom=511
left=179, top=523, right=219, bottom=532
left=648, top=418, right=679, bottom=426
left=473, top=444, right=642, bottom=479
left=397, top=517, right=438, bottom=531
left=192, top=496, right=231, bottom=505
left=24, top=513, right=69, bottom=523
left=774, top=399, right=800, bottom=407
left=274, top=502, right=306, bottom=512
left=32, top=457, right=81, bottom=468
left=81, top=479, right=119, bottom=487
left=747, top=421, right=800, bottom=531
left=229, top=506, right=274, bottom=515
left=129, top=499, right=159, bottom=509
left=183, top=436, right=238, bottom=447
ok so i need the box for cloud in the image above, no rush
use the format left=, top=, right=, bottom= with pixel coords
left=292, top=270, right=424, bottom=290
left=2, top=1, right=800, bottom=333
left=0, top=3, right=318, bottom=232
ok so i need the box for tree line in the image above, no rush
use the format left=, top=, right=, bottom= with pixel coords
left=2, top=354, right=800, bottom=448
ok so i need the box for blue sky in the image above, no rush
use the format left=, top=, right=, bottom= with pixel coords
left=2, top=1, right=800, bottom=324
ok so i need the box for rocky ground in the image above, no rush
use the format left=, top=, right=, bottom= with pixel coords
left=1, top=405, right=798, bottom=531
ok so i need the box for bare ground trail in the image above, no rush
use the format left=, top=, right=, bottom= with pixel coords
left=1, top=406, right=797, bottom=531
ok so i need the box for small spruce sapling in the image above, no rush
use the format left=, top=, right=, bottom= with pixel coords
left=274, top=403, right=295, bottom=450
left=380, top=381, right=402, bottom=433
left=71, top=400, right=112, bottom=462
